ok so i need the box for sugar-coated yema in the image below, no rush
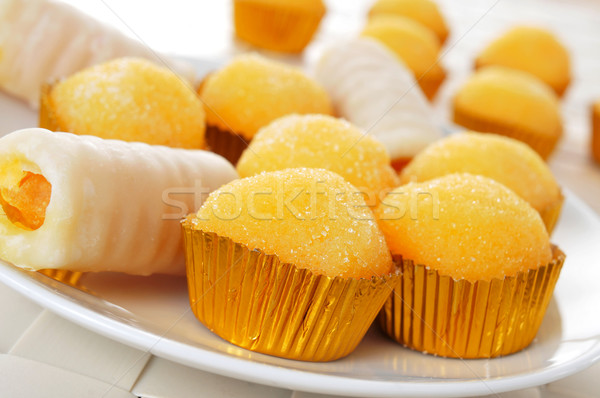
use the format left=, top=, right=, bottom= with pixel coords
left=193, top=168, right=393, bottom=279
left=0, top=128, right=238, bottom=275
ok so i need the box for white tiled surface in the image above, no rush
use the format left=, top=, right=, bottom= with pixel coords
left=9, top=311, right=151, bottom=391
left=0, top=354, right=136, bottom=398
left=1, top=0, right=600, bottom=397
left=1, top=283, right=599, bottom=398
left=131, top=356, right=291, bottom=398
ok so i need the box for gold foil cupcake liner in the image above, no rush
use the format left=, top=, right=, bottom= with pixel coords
left=182, top=221, right=400, bottom=362
left=234, top=1, right=325, bottom=53
left=38, top=269, right=84, bottom=287
left=592, top=103, right=600, bottom=164
left=379, top=246, right=565, bottom=359
left=39, top=83, right=61, bottom=131
left=453, top=110, right=561, bottom=160
left=205, top=124, right=250, bottom=165
left=539, top=193, right=564, bottom=235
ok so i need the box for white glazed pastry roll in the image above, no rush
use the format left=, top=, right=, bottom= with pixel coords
left=313, top=38, right=443, bottom=166
left=0, top=0, right=195, bottom=108
left=0, top=128, right=238, bottom=275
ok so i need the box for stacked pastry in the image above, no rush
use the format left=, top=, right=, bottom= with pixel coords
left=314, top=38, right=443, bottom=170
left=199, top=54, right=332, bottom=163
left=365, top=0, right=450, bottom=99
left=453, top=25, right=570, bottom=159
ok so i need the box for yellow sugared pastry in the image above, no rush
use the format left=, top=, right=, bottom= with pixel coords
left=376, top=173, right=565, bottom=358
left=377, top=173, right=551, bottom=281
left=369, top=0, right=449, bottom=44
left=234, top=0, right=326, bottom=53
left=362, top=15, right=445, bottom=100
left=592, top=100, right=600, bottom=164
left=0, top=0, right=196, bottom=108
left=453, top=66, right=562, bottom=159
left=193, top=168, right=392, bottom=279
left=183, top=168, right=398, bottom=361
left=199, top=54, right=332, bottom=163
left=475, top=26, right=571, bottom=96
left=40, top=58, right=205, bottom=149
left=401, top=132, right=563, bottom=232
left=237, top=114, right=399, bottom=202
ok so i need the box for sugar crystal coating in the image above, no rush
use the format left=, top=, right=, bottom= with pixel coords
left=375, top=173, right=552, bottom=281
left=237, top=114, right=399, bottom=201
left=200, top=54, right=332, bottom=139
left=401, top=132, right=561, bottom=212
left=50, top=58, right=205, bottom=148
left=193, top=168, right=393, bottom=279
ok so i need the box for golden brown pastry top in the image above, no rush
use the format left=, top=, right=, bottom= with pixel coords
left=361, top=15, right=445, bottom=99
left=453, top=66, right=562, bottom=140
left=369, top=0, right=449, bottom=44
left=401, top=132, right=561, bottom=213
left=375, top=173, right=552, bottom=282
left=200, top=54, right=332, bottom=139
left=191, top=168, right=393, bottom=279
left=237, top=114, right=399, bottom=200
left=475, top=26, right=571, bottom=96
left=47, top=58, right=205, bottom=149
left=362, top=15, right=441, bottom=77
left=235, top=0, right=325, bottom=11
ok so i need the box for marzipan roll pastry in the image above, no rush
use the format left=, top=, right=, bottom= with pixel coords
left=314, top=38, right=442, bottom=170
left=0, top=0, right=195, bottom=108
left=0, top=128, right=238, bottom=275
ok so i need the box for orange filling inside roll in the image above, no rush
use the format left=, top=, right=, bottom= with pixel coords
left=0, top=172, right=52, bottom=230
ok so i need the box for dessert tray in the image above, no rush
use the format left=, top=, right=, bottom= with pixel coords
left=1, top=93, right=600, bottom=398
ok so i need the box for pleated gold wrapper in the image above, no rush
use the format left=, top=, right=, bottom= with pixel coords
left=38, top=269, right=84, bottom=287
left=379, top=246, right=565, bottom=359
left=453, top=111, right=561, bottom=160
left=234, top=0, right=325, bottom=53
left=39, top=83, right=61, bottom=131
left=204, top=125, right=250, bottom=165
left=539, top=194, right=564, bottom=235
left=182, top=220, right=400, bottom=362
left=592, top=102, right=600, bottom=164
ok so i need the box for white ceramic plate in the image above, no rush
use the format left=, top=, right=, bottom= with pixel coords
left=1, top=92, right=600, bottom=397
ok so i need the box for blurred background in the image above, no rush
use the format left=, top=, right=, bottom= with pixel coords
left=65, top=0, right=600, bottom=146
left=61, top=0, right=600, bottom=209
